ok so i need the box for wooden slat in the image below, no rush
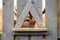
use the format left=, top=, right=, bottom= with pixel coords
left=31, top=0, right=42, bottom=18
left=15, top=36, right=28, bottom=40
left=30, top=5, right=42, bottom=28
left=12, top=28, right=48, bottom=32
left=2, top=0, right=14, bottom=40
left=46, top=0, right=57, bottom=40
left=13, top=33, right=47, bottom=36
left=17, top=0, right=28, bottom=19
left=31, top=36, right=42, bottom=40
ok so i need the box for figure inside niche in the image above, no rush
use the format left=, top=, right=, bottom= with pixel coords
left=21, top=12, right=35, bottom=28
left=14, top=7, right=45, bottom=28
left=14, top=7, right=35, bottom=28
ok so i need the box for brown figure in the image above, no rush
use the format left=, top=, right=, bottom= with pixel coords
left=21, top=12, right=35, bottom=28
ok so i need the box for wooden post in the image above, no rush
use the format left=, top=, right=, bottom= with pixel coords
left=46, top=0, right=57, bottom=40
left=2, top=0, right=14, bottom=40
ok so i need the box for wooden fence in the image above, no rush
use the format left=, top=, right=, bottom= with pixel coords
left=2, top=0, right=57, bottom=40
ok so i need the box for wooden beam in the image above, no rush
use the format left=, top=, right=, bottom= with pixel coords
left=30, top=5, right=42, bottom=28
left=12, top=28, right=48, bottom=32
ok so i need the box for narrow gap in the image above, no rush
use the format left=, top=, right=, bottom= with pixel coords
left=14, top=7, right=17, bottom=26
left=14, top=0, right=17, bottom=26
left=42, top=0, right=46, bottom=27
left=58, top=38, right=60, bottom=40
left=0, top=0, right=2, bottom=36
left=42, top=35, right=46, bottom=40
left=28, top=35, right=31, bottom=40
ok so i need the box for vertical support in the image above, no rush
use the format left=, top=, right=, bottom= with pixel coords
left=2, top=0, right=14, bottom=40
left=15, top=36, right=28, bottom=40
left=46, top=0, right=57, bottom=40
left=31, top=36, right=42, bottom=40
